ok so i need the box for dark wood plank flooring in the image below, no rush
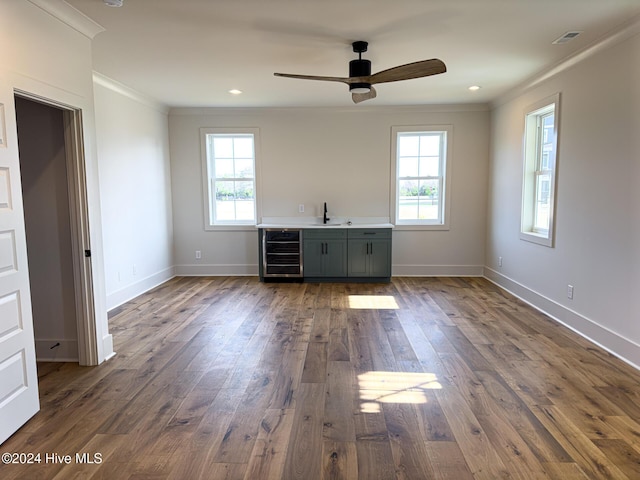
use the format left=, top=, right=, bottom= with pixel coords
left=2, top=276, right=640, bottom=479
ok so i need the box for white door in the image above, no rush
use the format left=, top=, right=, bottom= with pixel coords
left=0, top=84, right=40, bottom=444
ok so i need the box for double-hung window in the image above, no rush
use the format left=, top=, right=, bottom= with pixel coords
left=391, top=125, right=452, bottom=228
left=201, top=128, right=259, bottom=228
left=521, top=94, right=560, bottom=246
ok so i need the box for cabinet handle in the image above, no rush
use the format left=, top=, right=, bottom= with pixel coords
left=325, top=242, right=329, bottom=255
left=370, top=242, right=373, bottom=255
left=322, top=243, right=325, bottom=255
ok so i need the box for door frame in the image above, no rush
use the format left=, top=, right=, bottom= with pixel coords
left=15, top=90, right=98, bottom=366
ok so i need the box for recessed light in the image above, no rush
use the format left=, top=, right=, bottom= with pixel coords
left=468, top=85, right=481, bottom=91
left=103, top=0, right=123, bottom=6
left=228, top=89, right=243, bottom=95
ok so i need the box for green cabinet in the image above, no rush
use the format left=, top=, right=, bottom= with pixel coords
left=347, top=229, right=391, bottom=278
left=303, top=227, right=391, bottom=281
left=303, top=229, right=347, bottom=277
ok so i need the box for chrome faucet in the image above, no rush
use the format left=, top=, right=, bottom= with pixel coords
left=323, top=202, right=330, bottom=224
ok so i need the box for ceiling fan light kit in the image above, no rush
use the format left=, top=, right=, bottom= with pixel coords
left=350, top=84, right=371, bottom=94
left=274, top=41, right=446, bottom=104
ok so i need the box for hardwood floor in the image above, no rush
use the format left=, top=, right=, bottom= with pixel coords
left=2, top=276, right=640, bottom=479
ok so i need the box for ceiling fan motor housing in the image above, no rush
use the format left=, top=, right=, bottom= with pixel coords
left=349, top=59, right=371, bottom=92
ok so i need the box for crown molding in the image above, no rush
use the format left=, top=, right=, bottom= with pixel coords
left=492, top=14, right=640, bottom=108
left=27, top=0, right=105, bottom=39
left=93, top=72, right=170, bottom=114
left=169, top=103, right=490, bottom=117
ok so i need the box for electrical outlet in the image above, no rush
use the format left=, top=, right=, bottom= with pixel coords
left=299, top=204, right=304, bottom=213
left=567, top=284, right=574, bottom=299
left=133, top=264, right=137, bottom=276
left=498, top=256, right=503, bottom=267
left=195, top=250, right=201, bottom=260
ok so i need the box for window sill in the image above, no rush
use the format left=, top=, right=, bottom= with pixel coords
left=520, top=230, right=553, bottom=247
left=204, top=224, right=257, bottom=232
left=393, top=223, right=450, bottom=231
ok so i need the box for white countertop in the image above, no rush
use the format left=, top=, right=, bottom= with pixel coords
left=256, top=216, right=394, bottom=229
left=257, top=223, right=394, bottom=229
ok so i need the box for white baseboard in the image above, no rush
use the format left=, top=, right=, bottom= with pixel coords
left=174, top=263, right=483, bottom=277
left=174, top=264, right=258, bottom=276
left=106, top=266, right=175, bottom=311
left=484, top=267, right=640, bottom=371
left=35, top=338, right=78, bottom=362
left=393, top=264, right=484, bottom=277
left=100, top=333, right=115, bottom=364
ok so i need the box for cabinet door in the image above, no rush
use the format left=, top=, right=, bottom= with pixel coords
left=369, top=239, right=391, bottom=277
left=303, top=239, right=325, bottom=277
left=323, top=239, right=348, bottom=277
left=304, top=238, right=347, bottom=277
left=347, top=239, right=370, bottom=277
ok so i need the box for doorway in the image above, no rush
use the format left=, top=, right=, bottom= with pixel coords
left=14, top=94, right=97, bottom=365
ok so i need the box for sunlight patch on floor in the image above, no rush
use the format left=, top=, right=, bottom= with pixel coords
left=358, top=371, right=442, bottom=413
left=348, top=295, right=399, bottom=309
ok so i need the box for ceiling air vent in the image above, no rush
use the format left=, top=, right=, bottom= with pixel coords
left=552, top=31, right=582, bottom=44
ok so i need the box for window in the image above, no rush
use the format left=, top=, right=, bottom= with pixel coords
left=201, top=128, right=259, bottom=228
left=391, top=125, right=452, bottom=228
left=521, top=94, right=560, bottom=246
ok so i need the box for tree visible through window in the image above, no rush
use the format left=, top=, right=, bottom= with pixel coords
left=392, top=126, right=451, bottom=227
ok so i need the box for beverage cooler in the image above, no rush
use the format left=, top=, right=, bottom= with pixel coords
left=260, top=229, right=303, bottom=280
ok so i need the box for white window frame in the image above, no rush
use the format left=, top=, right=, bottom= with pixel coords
left=390, top=125, right=452, bottom=230
left=200, top=127, right=261, bottom=230
left=520, top=93, right=560, bottom=247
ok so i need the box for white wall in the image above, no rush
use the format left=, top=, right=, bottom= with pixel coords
left=169, top=105, right=489, bottom=276
left=0, top=0, right=113, bottom=364
left=93, top=76, right=174, bottom=310
left=486, top=29, right=640, bottom=367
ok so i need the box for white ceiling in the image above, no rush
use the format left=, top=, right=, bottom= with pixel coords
left=65, top=0, right=640, bottom=108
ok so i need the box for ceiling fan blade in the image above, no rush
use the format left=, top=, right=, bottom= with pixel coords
left=369, top=59, right=446, bottom=85
left=352, top=86, right=377, bottom=104
left=274, top=73, right=350, bottom=84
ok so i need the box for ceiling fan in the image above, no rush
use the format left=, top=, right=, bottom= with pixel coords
left=274, top=41, right=446, bottom=104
